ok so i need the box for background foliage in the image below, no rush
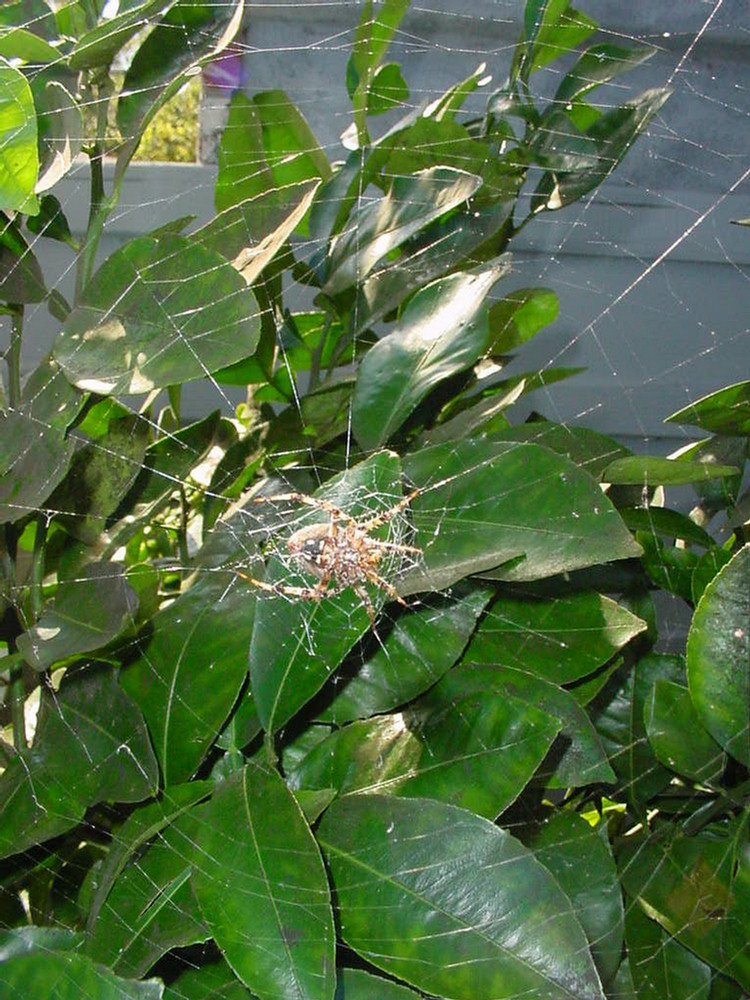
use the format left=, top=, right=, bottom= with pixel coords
left=1, top=1, right=749, bottom=998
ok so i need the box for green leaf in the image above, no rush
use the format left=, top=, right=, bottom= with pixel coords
left=523, top=3, right=598, bottom=77
left=164, top=958, right=253, bottom=1000
left=0, top=27, right=60, bottom=62
left=554, top=44, right=656, bottom=105
left=666, top=380, right=750, bottom=436
left=26, top=193, right=74, bottom=244
left=35, top=81, right=83, bottom=193
left=619, top=824, right=750, bottom=991
left=121, top=570, right=257, bottom=786
left=491, top=421, right=631, bottom=480
left=352, top=263, right=506, bottom=449
left=292, top=687, right=559, bottom=820
left=637, top=532, right=698, bottom=602
left=529, top=812, right=623, bottom=987
left=319, top=795, right=606, bottom=1000
left=249, top=451, right=415, bottom=733
left=16, top=563, right=138, bottom=671
left=1, top=216, right=46, bottom=302
left=54, top=234, right=260, bottom=395
left=463, top=589, right=646, bottom=685
left=624, top=904, right=711, bottom=1000
left=323, top=166, right=482, bottom=296
left=687, top=544, right=750, bottom=767
left=50, top=414, right=149, bottom=544
left=0, top=665, right=158, bottom=859
left=0, top=57, right=38, bottom=215
left=533, top=88, right=671, bottom=211
left=86, top=803, right=209, bottom=977
left=0, top=409, right=74, bottom=524
left=0, top=926, right=82, bottom=961
left=252, top=89, right=331, bottom=193
left=443, top=663, right=615, bottom=787
left=214, top=90, right=274, bottom=212
left=620, top=506, right=714, bottom=548
left=603, top=456, right=739, bottom=486
left=590, top=653, right=684, bottom=805
left=335, top=968, right=424, bottom=1000
left=86, top=782, right=212, bottom=934
left=320, top=583, right=491, bottom=725
left=192, top=764, right=335, bottom=1000
left=486, top=286, right=560, bottom=353
left=366, top=62, right=409, bottom=115
left=691, top=544, right=734, bottom=603
left=69, top=0, right=177, bottom=70
left=644, top=679, right=725, bottom=783
left=399, top=438, right=641, bottom=596
left=0, top=950, right=163, bottom=1000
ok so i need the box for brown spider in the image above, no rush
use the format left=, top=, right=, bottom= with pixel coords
left=238, top=488, right=422, bottom=625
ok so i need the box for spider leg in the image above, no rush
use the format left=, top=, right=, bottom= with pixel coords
left=237, top=570, right=330, bottom=602
left=253, top=492, right=354, bottom=524
left=352, top=582, right=377, bottom=626
left=361, top=488, right=421, bottom=533
left=364, top=570, right=408, bottom=608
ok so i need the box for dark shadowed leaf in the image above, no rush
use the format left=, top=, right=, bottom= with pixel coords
left=54, top=234, right=260, bottom=395
left=554, top=43, right=655, bottom=104
left=17, top=563, right=138, bottom=671
left=69, top=0, right=176, bottom=70
left=0, top=409, right=74, bottom=524
left=319, top=583, right=491, bottom=725
left=121, top=570, right=257, bottom=786
left=529, top=812, right=623, bottom=987
left=399, top=438, right=640, bottom=596
left=687, top=544, right=750, bottom=767
left=1, top=218, right=45, bottom=302
left=352, top=263, right=506, bottom=450
left=623, top=903, right=711, bottom=1000
left=490, top=421, right=631, bottom=480
left=86, top=802, right=210, bottom=977
left=214, top=91, right=274, bottom=212
left=619, top=822, right=750, bottom=991
left=666, top=380, right=750, bottom=436
left=192, top=764, right=335, bottom=1000
left=463, top=588, right=645, bottom=684
left=645, top=679, right=725, bottom=783
left=0, top=665, right=158, bottom=859
left=319, top=795, right=606, bottom=1000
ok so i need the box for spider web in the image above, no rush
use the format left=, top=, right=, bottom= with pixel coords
left=1, top=0, right=749, bottom=998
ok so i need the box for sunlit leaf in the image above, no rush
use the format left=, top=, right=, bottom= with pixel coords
left=0, top=57, right=39, bottom=214
left=666, top=380, right=750, bottom=436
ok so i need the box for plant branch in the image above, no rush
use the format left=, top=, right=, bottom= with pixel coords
left=7, top=306, right=23, bottom=408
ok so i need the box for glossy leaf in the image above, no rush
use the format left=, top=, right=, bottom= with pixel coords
left=35, top=81, right=83, bottom=194
left=292, top=688, right=559, bottom=819
left=624, top=903, right=711, bottom=1000
left=121, top=570, right=257, bottom=786
left=620, top=506, right=714, bottom=549
left=352, top=263, right=506, bottom=449
left=249, top=451, right=414, bottom=733
left=0, top=949, right=163, bottom=1000
left=163, top=958, right=252, bottom=1000
left=323, top=167, right=482, bottom=296
left=54, top=234, right=260, bottom=395
left=0, top=665, right=158, bottom=859
left=69, top=0, right=177, bottom=70
left=529, top=812, right=623, bottom=987
left=666, top=380, right=750, bottom=436
left=554, top=43, right=656, bottom=104
left=0, top=926, right=82, bottom=961
left=214, top=91, right=274, bottom=212
left=687, top=544, right=750, bottom=767
left=523, top=3, right=597, bottom=77
left=0, top=57, right=38, bottom=214
left=192, top=764, right=335, bottom=1000
left=603, top=456, right=738, bottom=486
left=0, top=26, right=60, bottom=62
left=590, top=653, right=684, bottom=805
left=463, top=588, right=646, bottom=685
left=366, top=62, right=409, bottom=115
left=335, top=968, right=423, bottom=1000
left=17, top=563, right=138, bottom=671
left=486, top=286, right=559, bottom=353
left=399, top=438, right=640, bottom=596
left=87, top=803, right=210, bottom=977
left=117, top=0, right=243, bottom=141
left=253, top=90, right=331, bottom=193
left=533, top=88, right=671, bottom=211
left=619, top=824, right=750, bottom=991
left=319, top=795, right=606, bottom=1000
left=443, top=663, right=615, bottom=787
left=0, top=409, right=74, bottom=524
left=491, top=421, right=631, bottom=481
left=645, top=679, right=725, bottom=784
left=320, top=583, right=491, bottom=725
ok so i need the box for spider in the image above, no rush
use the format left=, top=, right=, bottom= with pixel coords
left=238, top=488, right=422, bottom=625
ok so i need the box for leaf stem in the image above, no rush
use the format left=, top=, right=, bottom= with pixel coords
left=29, top=514, right=48, bottom=621
left=308, top=315, right=332, bottom=392
left=75, top=76, right=115, bottom=303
